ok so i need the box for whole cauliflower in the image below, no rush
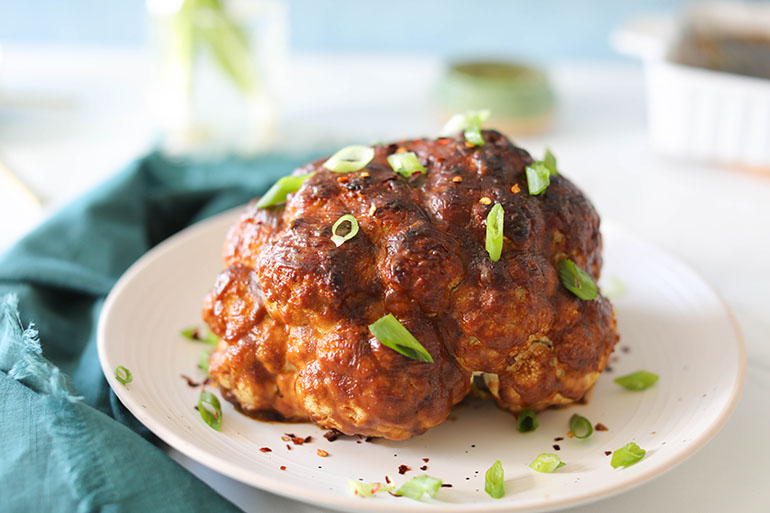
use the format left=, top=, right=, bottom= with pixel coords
left=203, top=130, right=618, bottom=440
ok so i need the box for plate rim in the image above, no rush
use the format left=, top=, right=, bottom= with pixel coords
left=97, top=210, right=747, bottom=513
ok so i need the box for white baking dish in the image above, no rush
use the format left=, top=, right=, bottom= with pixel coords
left=613, top=5, right=770, bottom=172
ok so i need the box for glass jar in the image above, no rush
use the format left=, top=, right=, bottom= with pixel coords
left=147, top=0, right=287, bottom=157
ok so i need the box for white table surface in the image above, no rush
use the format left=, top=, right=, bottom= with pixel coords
left=1, top=45, right=767, bottom=512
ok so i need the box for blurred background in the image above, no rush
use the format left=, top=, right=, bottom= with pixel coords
left=1, top=2, right=769, bottom=510
left=0, top=0, right=683, bottom=58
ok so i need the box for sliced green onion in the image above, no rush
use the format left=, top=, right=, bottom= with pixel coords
left=331, top=214, right=359, bottom=247
left=529, top=453, right=566, bottom=473
left=198, top=390, right=222, bottom=431
left=614, top=370, right=659, bottom=391
left=558, top=259, right=598, bottom=300
left=526, top=162, right=551, bottom=195
left=115, top=365, right=132, bottom=386
left=464, top=125, right=485, bottom=146
left=611, top=442, right=646, bottom=468
left=543, top=148, right=558, bottom=176
left=181, top=326, right=220, bottom=346
left=395, top=475, right=443, bottom=501
left=485, top=203, right=504, bottom=262
left=440, top=109, right=491, bottom=144
left=569, top=414, right=593, bottom=439
left=387, top=152, right=426, bottom=177
left=369, top=314, right=434, bottom=363
left=516, top=408, right=538, bottom=432
left=348, top=479, right=395, bottom=498
left=198, top=348, right=212, bottom=374
left=323, top=145, right=374, bottom=173
left=467, top=109, right=491, bottom=126
left=256, top=173, right=314, bottom=208
left=484, top=460, right=505, bottom=499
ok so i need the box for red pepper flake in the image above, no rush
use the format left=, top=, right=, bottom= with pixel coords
left=202, top=377, right=212, bottom=386
left=595, top=423, right=609, bottom=431
left=323, top=429, right=342, bottom=442
left=259, top=447, right=272, bottom=453
left=286, top=444, right=292, bottom=450
left=356, top=440, right=362, bottom=444
left=336, top=175, right=350, bottom=184
left=304, top=436, right=313, bottom=443
left=398, top=465, right=411, bottom=475
left=553, top=444, right=561, bottom=451
left=604, top=451, right=612, bottom=456
left=317, top=449, right=329, bottom=458
left=567, top=431, right=574, bottom=439
left=554, top=437, right=564, bottom=441
left=280, top=465, right=286, bottom=471
left=511, top=183, right=521, bottom=194
left=281, top=435, right=290, bottom=442
left=180, top=375, right=200, bottom=387
left=420, top=465, right=428, bottom=471
left=422, top=458, right=429, bottom=463
left=385, top=476, right=391, bottom=484
left=290, top=437, right=305, bottom=445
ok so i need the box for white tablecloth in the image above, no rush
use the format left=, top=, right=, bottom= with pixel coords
left=1, top=46, right=767, bottom=512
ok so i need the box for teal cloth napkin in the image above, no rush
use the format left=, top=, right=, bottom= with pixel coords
left=0, top=150, right=320, bottom=512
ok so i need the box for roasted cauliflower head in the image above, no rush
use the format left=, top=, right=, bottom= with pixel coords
left=203, top=130, right=618, bottom=440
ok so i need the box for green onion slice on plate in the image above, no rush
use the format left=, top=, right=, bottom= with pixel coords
left=331, top=214, right=359, bottom=247
left=485, top=203, right=504, bottom=262
left=181, top=326, right=220, bottom=346
left=484, top=460, right=505, bottom=499
left=614, top=370, right=659, bottom=391
left=558, top=259, right=598, bottom=300
left=387, top=151, right=426, bottom=177
left=198, top=390, right=222, bottom=431
left=529, top=453, right=566, bottom=473
left=516, top=407, right=538, bottom=432
left=611, top=442, right=646, bottom=468
left=569, top=414, right=593, bottom=439
left=395, top=475, right=443, bottom=500
left=256, top=173, right=314, bottom=208
left=198, top=348, right=212, bottom=374
left=368, top=314, right=434, bottom=363
left=115, top=365, right=132, bottom=386
left=323, top=145, right=375, bottom=173
left=348, top=479, right=395, bottom=498
left=526, top=162, right=551, bottom=195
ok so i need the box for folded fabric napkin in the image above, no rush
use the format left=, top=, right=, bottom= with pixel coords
left=0, top=150, right=320, bottom=512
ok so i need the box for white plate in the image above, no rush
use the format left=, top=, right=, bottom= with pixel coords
left=98, top=209, right=745, bottom=513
